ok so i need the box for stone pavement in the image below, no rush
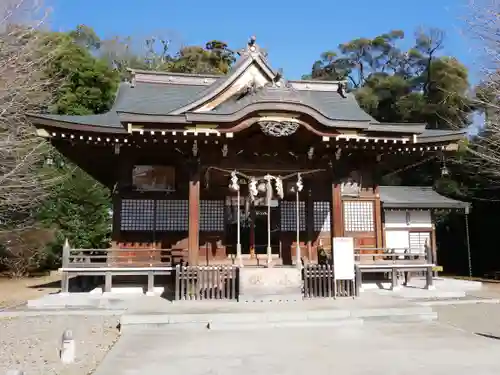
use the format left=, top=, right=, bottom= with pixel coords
left=93, top=321, right=500, bottom=375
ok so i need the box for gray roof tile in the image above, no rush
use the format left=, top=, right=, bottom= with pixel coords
left=379, top=186, right=469, bottom=210
left=114, top=82, right=208, bottom=114
left=212, top=87, right=376, bottom=122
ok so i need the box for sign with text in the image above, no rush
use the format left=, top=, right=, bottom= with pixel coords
left=333, top=237, right=355, bottom=280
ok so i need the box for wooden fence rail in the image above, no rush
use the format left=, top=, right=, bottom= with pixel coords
left=174, top=265, right=239, bottom=301
left=303, top=264, right=356, bottom=299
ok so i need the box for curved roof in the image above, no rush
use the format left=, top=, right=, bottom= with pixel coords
left=25, top=36, right=469, bottom=145
left=212, top=86, right=376, bottom=122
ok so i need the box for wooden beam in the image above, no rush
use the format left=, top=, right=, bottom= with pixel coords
left=188, top=164, right=200, bottom=265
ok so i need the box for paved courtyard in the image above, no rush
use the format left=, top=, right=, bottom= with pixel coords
left=93, top=320, right=500, bottom=375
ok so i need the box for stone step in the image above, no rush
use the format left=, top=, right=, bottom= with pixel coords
left=119, top=306, right=436, bottom=331
left=121, top=318, right=364, bottom=332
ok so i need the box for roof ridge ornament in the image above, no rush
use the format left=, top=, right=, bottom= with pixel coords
left=266, top=68, right=293, bottom=89
left=238, top=35, right=266, bottom=57
left=337, top=83, right=347, bottom=98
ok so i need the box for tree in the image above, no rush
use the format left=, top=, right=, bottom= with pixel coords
left=45, top=31, right=119, bottom=115
left=0, top=0, right=63, bottom=230
left=97, top=35, right=236, bottom=80
left=0, top=0, right=68, bottom=275
left=35, top=25, right=119, bottom=256
left=37, top=165, right=111, bottom=264
left=306, top=29, right=473, bottom=129
left=461, top=0, right=500, bottom=186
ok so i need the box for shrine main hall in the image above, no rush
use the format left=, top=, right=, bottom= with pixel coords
left=28, top=37, right=469, bottom=269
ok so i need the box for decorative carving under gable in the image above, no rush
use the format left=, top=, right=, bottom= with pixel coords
left=340, top=171, right=362, bottom=197
left=259, top=120, right=299, bottom=137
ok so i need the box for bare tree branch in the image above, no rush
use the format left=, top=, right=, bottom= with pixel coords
left=450, top=0, right=500, bottom=185
left=0, top=0, right=63, bottom=229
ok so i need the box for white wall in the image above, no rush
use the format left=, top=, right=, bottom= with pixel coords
left=384, top=209, right=432, bottom=255
left=384, top=210, right=432, bottom=229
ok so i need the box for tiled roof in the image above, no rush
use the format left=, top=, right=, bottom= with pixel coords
left=114, top=82, right=208, bottom=114
left=212, top=87, right=376, bottom=122
left=379, top=186, right=470, bottom=210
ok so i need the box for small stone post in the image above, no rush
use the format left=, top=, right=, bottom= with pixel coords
left=6, top=370, right=25, bottom=375
left=60, top=329, right=75, bottom=364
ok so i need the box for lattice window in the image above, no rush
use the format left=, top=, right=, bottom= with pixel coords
left=313, top=201, right=331, bottom=232
left=280, top=201, right=305, bottom=231
left=156, top=200, right=188, bottom=231
left=120, top=199, right=155, bottom=231
left=200, top=200, right=224, bottom=231
left=343, top=200, right=374, bottom=232
left=409, top=232, right=431, bottom=255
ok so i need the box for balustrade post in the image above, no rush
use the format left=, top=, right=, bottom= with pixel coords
left=391, top=267, right=399, bottom=290
left=355, top=265, right=362, bottom=295
left=425, top=266, right=435, bottom=290
left=174, top=264, right=180, bottom=301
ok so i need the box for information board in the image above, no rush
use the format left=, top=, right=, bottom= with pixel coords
left=333, top=237, right=355, bottom=280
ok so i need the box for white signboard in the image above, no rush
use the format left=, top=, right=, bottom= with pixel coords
left=333, top=237, right=355, bottom=280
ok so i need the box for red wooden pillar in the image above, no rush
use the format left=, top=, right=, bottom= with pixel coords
left=306, top=188, right=313, bottom=261
left=374, top=186, right=383, bottom=250
left=188, top=166, right=200, bottom=265
left=332, top=184, right=343, bottom=238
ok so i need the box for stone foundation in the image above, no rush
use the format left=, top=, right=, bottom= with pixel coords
left=238, top=266, right=303, bottom=302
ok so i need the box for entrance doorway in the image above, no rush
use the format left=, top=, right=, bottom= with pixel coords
left=253, top=205, right=280, bottom=255
left=225, top=197, right=280, bottom=256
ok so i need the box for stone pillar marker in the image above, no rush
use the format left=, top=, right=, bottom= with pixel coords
left=60, top=329, right=75, bottom=364
left=6, top=370, right=25, bottom=375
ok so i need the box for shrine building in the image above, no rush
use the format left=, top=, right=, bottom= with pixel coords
left=28, top=37, right=470, bottom=269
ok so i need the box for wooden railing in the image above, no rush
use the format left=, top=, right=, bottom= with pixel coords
left=354, top=247, right=431, bottom=264
left=174, top=265, right=239, bottom=301
left=61, top=241, right=171, bottom=268
left=303, top=264, right=356, bottom=299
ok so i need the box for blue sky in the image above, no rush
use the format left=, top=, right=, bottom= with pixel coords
left=48, top=0, right=478, bottom=82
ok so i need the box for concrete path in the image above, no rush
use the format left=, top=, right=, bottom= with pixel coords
left=93, top=321, right=500, bottom=375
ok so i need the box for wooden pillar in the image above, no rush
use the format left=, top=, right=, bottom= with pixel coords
left=111, top=193, right=122, bottom=242
left=188, top=165, right=200, bottom=265
left=374, top=186, right=383, bottom=249
left=306, top=188, right=313, bottom=262
left=332, top=184, right=343, bottom=238
left=431, top=223, right=437, bottom=263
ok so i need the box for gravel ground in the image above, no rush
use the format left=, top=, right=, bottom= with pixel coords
left=0, top=273, right=61, bottom=310
left=0, top=314, right=120, bottom=375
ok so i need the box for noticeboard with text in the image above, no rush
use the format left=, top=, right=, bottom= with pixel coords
left=333, top=237, right=355, bottom=280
